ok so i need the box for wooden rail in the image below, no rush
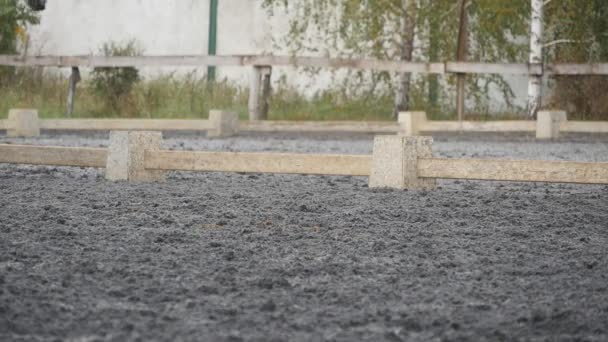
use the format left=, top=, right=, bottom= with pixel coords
left=145, top=150, right=372, bottom=176
left=1, top=54, right=607, bottom=75
left=1, top=141, right=606, bottom=187
left=418, top=158, right=608, bottom=184
left=3, top=118, right=608, bottom=134
left=560, top=121, right=608, bottom=133
left=418, top=120, right=536, bottom=132
left=0, top=144, right=107, bottom=168
left=240, top=120, right=398, bottom=133
left=40, top=119, right=213, bottom=131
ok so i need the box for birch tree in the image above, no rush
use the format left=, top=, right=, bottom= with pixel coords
left=393, top=0, right=417, bottom=117
left=262, top=0, right=529, bottom=117
left=527, top=0, right=544, bottom=119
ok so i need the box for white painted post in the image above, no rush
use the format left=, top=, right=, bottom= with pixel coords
left=7, top=109, right=40, bottom=137
left=106, top=131, right=166, bottom=182
left=398, top=111, right=427, bottom=136
left=369, top=135, right=436, bottom=190
left=527, top=0, right=544, bottom=119
left=248, top=66, right=262, bottom=121
left=536, top=110, right=567, bottom=139
left=208, top=110, right=239, bottom=138
left=259, top=66, right=272, bottom=120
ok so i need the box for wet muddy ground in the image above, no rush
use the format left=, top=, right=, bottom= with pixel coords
left=1, top=131, right=607, bottom=341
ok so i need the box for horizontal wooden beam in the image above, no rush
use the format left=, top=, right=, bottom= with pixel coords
left=418, top=158, right=608, bottom=184
left=0, top=144, right=107, bottom=168
left=1, top=54, right=607, bottom=75
left=240, top=120, right=399, bottom=133
left=0, top=55, right=245, bottom=68
left=419, top=120, right=536, bottom=132
left=546, top=63, right=608, bottom=76
left=560, top=121, right=608, bottom=133
left=41, top=119, right=212, bottom=131
left=446, top=62, right=543, bottom=75
left=245, top=56, right=445, bottom=74
left=145, top=150, right=372, bottom=176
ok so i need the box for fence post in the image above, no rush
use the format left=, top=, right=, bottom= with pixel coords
left=7, top=109, right=40, bottom=137
left=207, top=110, right=239, bottom=138
left=398, top=111, right=427, bottom=136
left=66, top=67, right=81, bottom=117
left=260, top=66, right=272, bottom=120
left=536, top=110, right=567, bottom=139
left=106, top=131, right=166, bottom=182
left=369, top=135, right=436, bottom=190
left=248, top=66, right=262, bottom=121
left=248, top=65, right=271, bottom=121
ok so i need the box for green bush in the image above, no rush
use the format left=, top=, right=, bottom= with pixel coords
left=90, top=40, right=142, bottom=116
left=0, top=0, right=39, bottom=86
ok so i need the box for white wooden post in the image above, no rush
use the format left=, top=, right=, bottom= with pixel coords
left=527, top=0, right=544, bottom=119
left=248, top=66, right=262, bottom=121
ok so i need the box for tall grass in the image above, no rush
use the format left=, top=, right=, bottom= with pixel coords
left=1, top=67, right=547, bottom=121
left=0, top=68, right=400, bottom=121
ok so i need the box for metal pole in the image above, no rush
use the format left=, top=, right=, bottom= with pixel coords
left=207, top=0, right=218, bottom=82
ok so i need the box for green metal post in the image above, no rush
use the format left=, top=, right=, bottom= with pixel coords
left=207, top=0, right=218, bottom=82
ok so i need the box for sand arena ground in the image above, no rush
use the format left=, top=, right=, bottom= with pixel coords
left=1, top=131, right=607, bottom=341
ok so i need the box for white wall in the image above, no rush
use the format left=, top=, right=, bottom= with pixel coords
left=26, top=0, right=528, bottom=111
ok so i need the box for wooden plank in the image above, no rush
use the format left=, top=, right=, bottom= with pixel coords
left=240, top=120, right=399, bottom=133
left=0, top=55, right=245, bottom=67
left=40, top=119, right=212, bottom=131
left=419, top=120, right=536, bottom=132
left=245, top=55, right=445, bottom=74
left=546, top=63, right=608, bottom=75
left=560, top=121, right=608, bottom=133
left=145, top=150, right=372, bottom=176
left=418, top=158, right=608, bottom=184
left=0, top=144, right=107, bottom=168
left=445, top=62, right=543, bottom=75
left=1, top=54, right=608, bottom=75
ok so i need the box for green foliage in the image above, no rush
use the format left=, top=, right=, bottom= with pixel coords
left=262, top=0, right=531, bottom=116
left=90, top=40, right=142, bottom=115
left=0, top=0, right=39, bottom=85
left=544, top=0, right=608, bottom=119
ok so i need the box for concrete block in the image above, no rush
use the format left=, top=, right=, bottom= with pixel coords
left=536, top=110, right=567, bottom=139
left=369, top=135, right=436, bottom=190
left=398, top=111, right=427, bottom=136
left=106, top=131, right=166, bottom=182
left=208, top=110, right=239, bottom=138
left=7, top=109, right=40, bottom=137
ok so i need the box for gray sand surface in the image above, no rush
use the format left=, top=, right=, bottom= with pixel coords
left=1, top=131, right=607, bottom=341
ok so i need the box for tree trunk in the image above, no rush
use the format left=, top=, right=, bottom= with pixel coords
left=527, top=0, right=544, bottom=119
left=456, top=0, right=468, bottom=127
left=393, top=0, right=417, bottom=118
left=428, top=0, right=439, bottom=109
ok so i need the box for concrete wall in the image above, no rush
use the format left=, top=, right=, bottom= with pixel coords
left=25, top=0, right=529, bottom=111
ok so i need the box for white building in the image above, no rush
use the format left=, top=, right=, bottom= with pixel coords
left=26, top=0, right=529, bottom=111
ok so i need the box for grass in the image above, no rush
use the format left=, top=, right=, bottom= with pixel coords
left=0, top=68, right=530, bottom=121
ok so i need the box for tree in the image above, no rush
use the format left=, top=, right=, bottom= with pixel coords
left=0, top=0, right=40, bottom=84
left=262, top=0, right=530, bottom=118
left=544, top=0, right=608, bottom=120
left=526, top=0, right=543, bottom=119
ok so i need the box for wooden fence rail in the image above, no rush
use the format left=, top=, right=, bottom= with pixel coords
left=145, top=150, right=372, bottom=176
left=0, top=144, right=107, bottom=168
left=1, top=135, right=607, bottom=188
left=418, top=158, right=608, bottom=185
left=1, top=54, right=608, bottom=75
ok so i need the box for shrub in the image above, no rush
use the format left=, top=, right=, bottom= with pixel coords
left=90, top=40, right=142, bottom=116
